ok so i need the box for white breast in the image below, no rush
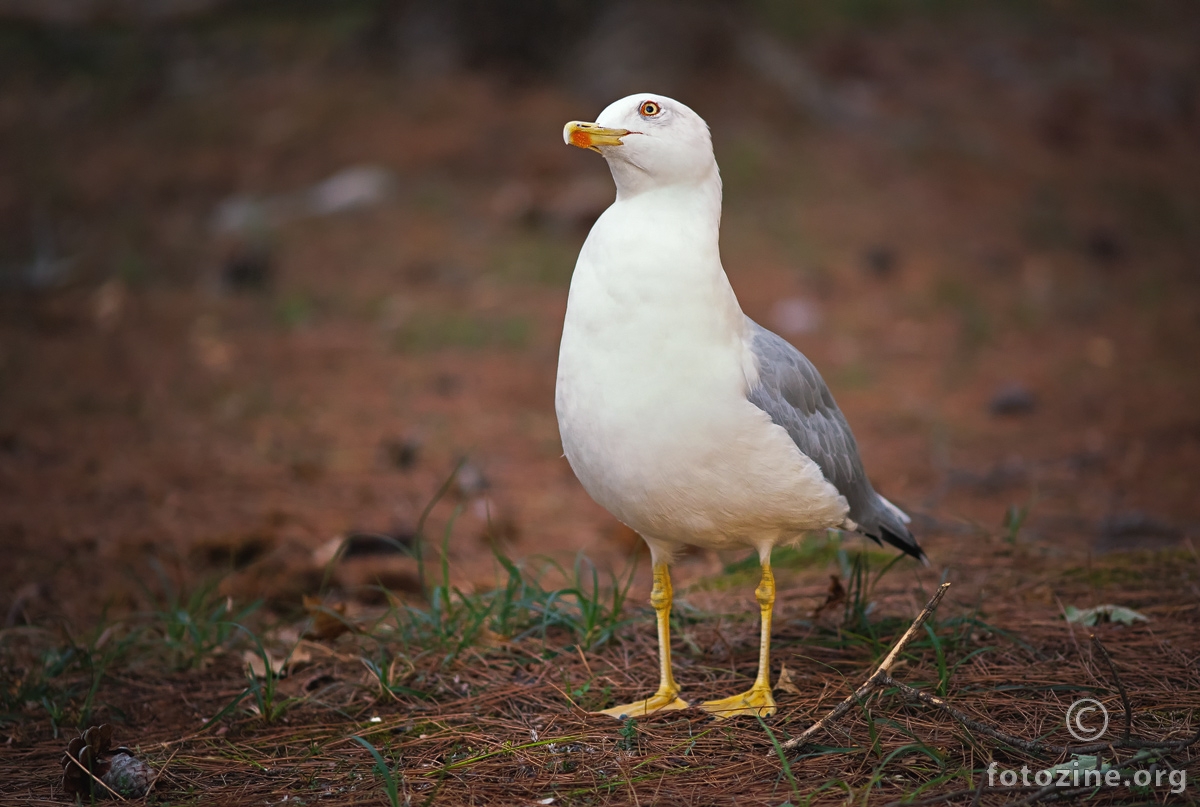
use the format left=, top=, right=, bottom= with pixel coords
left=555, top=192, right=848, bottom=554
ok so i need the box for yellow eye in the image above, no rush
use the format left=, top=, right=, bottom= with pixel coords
left=639, top=100, right=661, bottom=117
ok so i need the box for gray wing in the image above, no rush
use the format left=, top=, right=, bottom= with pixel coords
left=745, top=318, right=923, bottom=559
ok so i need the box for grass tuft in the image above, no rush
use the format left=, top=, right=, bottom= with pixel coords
left=140, top=562, right=262, bottom=670
left=353, top=735, right=406, bottom=807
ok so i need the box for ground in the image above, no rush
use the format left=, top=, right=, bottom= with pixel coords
left=1, top=4, right=1198, bottom=805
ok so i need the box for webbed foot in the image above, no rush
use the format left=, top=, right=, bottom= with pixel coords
left=699, top=685, right=777, bottom=719
left=594, top=690, right=689, bottom=720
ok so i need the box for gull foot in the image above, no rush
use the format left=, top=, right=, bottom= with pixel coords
left=593, top=691, right=689, bottom=720
left=699, top=686, right=777, bottom=719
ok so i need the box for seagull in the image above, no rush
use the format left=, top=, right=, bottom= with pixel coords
left=556, top=94, right=925, bottom=720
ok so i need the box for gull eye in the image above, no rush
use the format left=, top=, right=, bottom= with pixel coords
left=639, top=100, right=661, bottom=117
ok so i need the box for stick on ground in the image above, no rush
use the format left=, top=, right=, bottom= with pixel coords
left=1090, top=634, right=1132, bottom=743
left=778, top=582, right=951, bottom=752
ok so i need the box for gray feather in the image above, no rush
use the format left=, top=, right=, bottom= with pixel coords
left=744, top=318, right=923, bottom=559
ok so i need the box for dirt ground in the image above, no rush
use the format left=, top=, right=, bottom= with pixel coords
left=1, top=4, right=1199, bottom=805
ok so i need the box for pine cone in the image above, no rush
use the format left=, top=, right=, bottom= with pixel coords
left=62, top=724, right=113, bottom=798
left=62, top=724, right=156, bottom=799
left=103, top=751, right=157, bottom=797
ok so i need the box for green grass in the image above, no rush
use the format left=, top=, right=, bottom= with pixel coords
left=835, top=360, right=876, bottom=391
left=391, top=312, right=532, bottom=352
left=273, top=291, right=317, bottom=330
left=3, top=534, right=1165, bottom=806
left=0, top=626, right=128, bottom=737
left=140, top=562, right=262, bottom=670
left=371, top=541, right=638, bottom=665
left=709, top=532, right=847, bottom=583
left=718, top=132, right=771, bottom=194
left=333, top=463, right=641, bottom=665
left=932, top=275, right=991, bottom=354
left=239, top=627, right=303, bottom=724
left=1061, top=546, right=1196, bottom=587
left=1002, top=501, right=1031, bottom=546
left=759, top=714, right=802, bottom=802
left=0, top=511, right=928, bottom=746
left=352, top=736, right=405, bottom=807
left=702, top=533, right=939, bottom=666
left=490, top=233, right=582, bottom=287
left=0, top=468, right=1068, bottom=807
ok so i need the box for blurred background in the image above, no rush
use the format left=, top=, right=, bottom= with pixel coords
left=1, top=0, right=1197, bottom=623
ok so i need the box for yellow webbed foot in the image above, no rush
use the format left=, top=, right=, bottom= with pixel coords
left=593, top=690, right=689, bottom=720
left=699, top=685, right=777, bottom=719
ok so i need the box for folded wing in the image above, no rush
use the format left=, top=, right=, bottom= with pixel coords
left=744, top=318, right=924, bottom=560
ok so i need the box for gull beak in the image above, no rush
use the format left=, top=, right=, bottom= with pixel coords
left=563, top=121, right=631, bottom=153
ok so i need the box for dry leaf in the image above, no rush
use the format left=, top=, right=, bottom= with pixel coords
left=288, top=643, right=314, bottom=670
left=476, top=627, right=509, bottom=648
left=312, top=536, right=344, bottom=567
left=303, top=595, right=354, bottom=640
left=1064, top=604, right=1150, bottom=626
left=242, top=649, right=284, bottom=679
left=812, top=575, right=845, bottom=619
left=774, top=664, right=803, bottom=696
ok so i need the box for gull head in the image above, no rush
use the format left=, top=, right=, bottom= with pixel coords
left=563, top=94, right=717, bottom=194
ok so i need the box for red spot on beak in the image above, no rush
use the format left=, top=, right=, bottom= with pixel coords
left=570, top=128, right=592, bottom=149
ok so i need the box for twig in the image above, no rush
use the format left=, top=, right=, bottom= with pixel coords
left=575, top=643, right=594, bottom=680
left=778, top=583, right=950, bottom=751
left=1102, top=726, right=1200, bottom=752
left=877, top=674, right=1047, bottom=755
left=146, top=746, right=179, bottom=796
left=773, top=579, right=1200, bottom=767
left=1090, top=634, right=1132, bottom=742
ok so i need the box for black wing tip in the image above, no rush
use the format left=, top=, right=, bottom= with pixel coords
left=858, top=523, right=928, bottom=565
left=879, top=524, right=928, bottom=565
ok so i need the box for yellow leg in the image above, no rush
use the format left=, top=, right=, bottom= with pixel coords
left=700, top=560, right=778, bottom=719
left=595, top=562, right=689, bottom=719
